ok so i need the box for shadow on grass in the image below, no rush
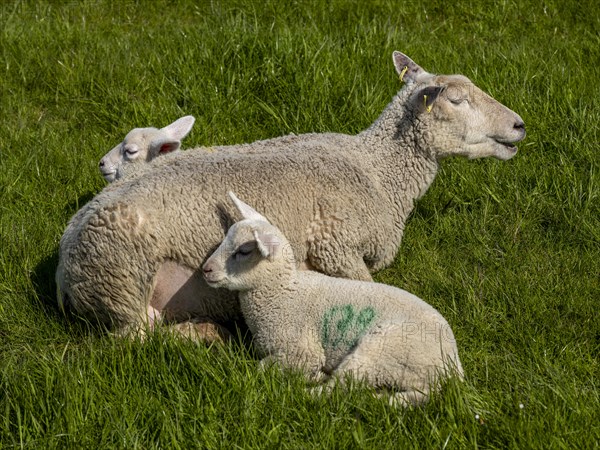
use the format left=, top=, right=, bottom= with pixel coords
left=30, top=246, right=93, bottom=338
left=31, top=249, right=60, bottom=316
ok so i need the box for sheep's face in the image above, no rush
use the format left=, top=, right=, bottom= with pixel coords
left=392, top=51, right=525, bottom=161
left=98, top=115, right=195, bottom=183
left=203, top=221, right=292, bottom=292
left=420, top=75, right=526, bottom=161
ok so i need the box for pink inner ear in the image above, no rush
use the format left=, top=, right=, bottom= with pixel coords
left=159, top=143, right=177, bottom=154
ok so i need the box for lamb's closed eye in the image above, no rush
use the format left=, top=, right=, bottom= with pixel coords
left=98, top=115, right=195, bottom=183
left=234, top=242, right=257, bottom=258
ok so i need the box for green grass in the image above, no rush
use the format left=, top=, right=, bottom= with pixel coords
left=1, top=0, right=599, bottom=447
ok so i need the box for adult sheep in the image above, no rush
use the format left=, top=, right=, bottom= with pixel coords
left=56, top=51, right=526, bottom=338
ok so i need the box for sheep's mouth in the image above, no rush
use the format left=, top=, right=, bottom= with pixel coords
left=493, top=128, right=526, bottom=153
left=486, top=137, right=523, bottom=161
left=495, top=140, right=518, bottom=152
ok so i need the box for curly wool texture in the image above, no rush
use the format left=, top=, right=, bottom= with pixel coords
left=56, top=52, right=525, bottom=335
left=202, top=205, right=463, bottom=405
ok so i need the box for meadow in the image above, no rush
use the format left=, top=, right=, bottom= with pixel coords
left=0, top=0, right=598, bottom=447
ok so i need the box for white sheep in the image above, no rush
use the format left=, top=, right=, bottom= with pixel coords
left=202, top=193, right=463, bottom=405
left=99, top=115, right=195, bottom=182
left=57, top=51, right=526, bottom=340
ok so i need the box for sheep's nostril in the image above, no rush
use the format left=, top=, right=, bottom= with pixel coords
left=99, top=160, right=105, bottom=168
left=202, top=265, right=213, bottom=274
left=514, top=121, right=525, bottom=132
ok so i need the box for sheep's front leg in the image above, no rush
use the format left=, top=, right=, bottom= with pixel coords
left=313, top=255, right=373, bottom=281
left=306, top=201, right=375, bottom=281
left=307, top=217, right=373, bottom=281
left=333, top=259, right=373, bottom=282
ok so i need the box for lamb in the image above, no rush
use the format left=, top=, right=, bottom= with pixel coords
left=98, top=115, right=195, bottom=182
left=56, top=50, right=526, bottom=340
left=202, top=192, right=463, bottom=405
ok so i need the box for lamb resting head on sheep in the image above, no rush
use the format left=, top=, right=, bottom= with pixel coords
left=203, top=192, right=464, bottom=406
left=98, top=115, right=195, bottom=182
left=202, top=192, right=294, bottom=291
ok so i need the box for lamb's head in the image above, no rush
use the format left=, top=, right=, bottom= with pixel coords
left=98, top=115, right=195, bottom=182
left=202, top=192, right=294, bottom=292
left=393, top=51, right=526, bottom=161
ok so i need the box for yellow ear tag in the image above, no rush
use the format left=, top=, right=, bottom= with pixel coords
left=423, top=94, right=432, bottom=113
left=399, top=65, right=408, bottom=82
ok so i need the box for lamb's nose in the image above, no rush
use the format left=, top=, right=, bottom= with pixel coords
left=202, top=265, right=213, bottom=274
left=99, top=160, right=105, bottom=168
left=514, top=120, right=525, bottom=132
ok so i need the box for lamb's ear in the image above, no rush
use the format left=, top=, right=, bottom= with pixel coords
left=162, top=115, right=195, bottom=140
left=253, top=230, right=281, bottom=260
left=149, top=136, right=181, bottom=156
left=149, top=115, right=196, bottom=156
left=393, top=51, right=427, bottom=83
left=414, top=85, right=445, bottom=113
left=228, top=191, right=271, bottom=223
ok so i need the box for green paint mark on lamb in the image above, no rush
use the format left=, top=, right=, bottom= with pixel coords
left=321, top=305, right=377, bottom=349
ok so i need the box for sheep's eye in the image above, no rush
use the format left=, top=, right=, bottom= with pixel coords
left=235, top=242, right=256, bottom=258
left=449, top=97, right=467, bottom=105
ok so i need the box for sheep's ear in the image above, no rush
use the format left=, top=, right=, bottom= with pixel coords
left=228, top=191, right=271, bottom=224
left=393, top=51, right=427, bottom=83
left=414, top=85, right=444, bottom=112
left=253, top=230, right=281, bottom=260
left=162, top=115, right=195, bottom=141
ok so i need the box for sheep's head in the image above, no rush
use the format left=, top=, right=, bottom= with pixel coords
left=98, top=115, right=195, bottom=182
left=393, top=51, right=526, bottom=161
left=202, top=192, right=293, bottom=292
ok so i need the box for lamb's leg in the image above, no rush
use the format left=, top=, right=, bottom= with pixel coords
left=260, top=345, right=327, bottom=382
left=312, top=382, right=428, bottom=407
left=166, top=319, right=233, bottom=344
left=386, top=390, right=429, bottom=407
left=330, top=323, right=431, bottom=404
left=150, top=298, right=233, bottom=345
left=112, top=307, right=232, bottom=345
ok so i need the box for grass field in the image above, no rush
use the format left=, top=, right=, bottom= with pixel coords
left=1, top=0, right=599, bottom=447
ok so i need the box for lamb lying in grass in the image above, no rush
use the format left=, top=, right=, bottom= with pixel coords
left=99, top=115, right=195, bottom=182
left=57, top=50, right=525, bottom=340
left=203, top=193, right=463, bottom=405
